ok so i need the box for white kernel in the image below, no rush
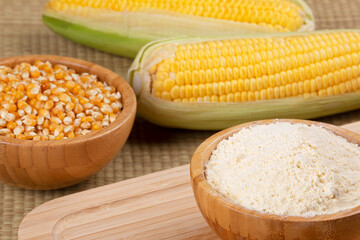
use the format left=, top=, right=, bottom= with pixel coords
left=80, top=122, right=91, bottom=129
left=30, top=66, right=38, bottom=72
left=63, top=117, right=73, bottom=125
left=85, top=109, right=93, bottom=115
left=83, top=103, right=93, bottom=109
left=82, top=129, right=91, bottom=135
left=71, top=73, right=80, bottom=81
left=50, top=96, right=59, bottom=102
left=22, top=72, right=30, bottom=79
left=97, top=94, right=104, bottom=100
left=0, top=129, right=11, bottom=135
left=109, top=114, right=116, bottom=123
left=64, top=125, right=73, bottom=133
left=73, top=119, right=81, bottom=127
left=54, top=129, right=61, bottom=137
left=0, top=109, right=9, bottom=119
left=102, top=121, right=109, bottom=127
left=43, top=129, right=49, bottom=136
left=29, top=86, right=40, bottom=95
left=48, top=76, right=56, bottom=82
left=39, top=95, right=48, bottom=101
left=18, top=109, right=25, bottom=117
left=0, top=119, right=7, bottom=127
left=24, top=105, right=32, bottom=114
left=100, top=103, right=113, bottom=114
left=51, top=117, right=62, bottom=124
left=37, top=116, right=44, bottom=125
left=14, top=126, right=24, bottom=135
left=25, top=126, right=35, bottom=132
left=87, top=89, right=97, bottom=96
left=103, top=97, right=111, bottom=104
left=28, top=132, right=36, bottom=137
left=76, top=113, right=86, bottom=118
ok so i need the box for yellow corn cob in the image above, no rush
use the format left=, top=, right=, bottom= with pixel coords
left=129, top=30, right=360, bottom=130
left=43, top=0, right=314, bottom=58
left=48, top=0, right=305, bottom=32
left=151, top=31, right=360, bottom=103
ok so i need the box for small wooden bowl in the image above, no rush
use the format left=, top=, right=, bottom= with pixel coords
left=0, top=55, right=136, bottom=190
left=190, top=119, right=360, bottom=240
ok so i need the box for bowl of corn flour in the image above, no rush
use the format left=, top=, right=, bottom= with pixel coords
left=190, top=119, right=360, bottom=240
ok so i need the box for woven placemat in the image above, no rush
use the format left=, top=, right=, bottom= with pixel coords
left=1, top=0, right=360, bottom=239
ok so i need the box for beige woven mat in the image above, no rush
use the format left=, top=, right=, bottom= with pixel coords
left=1, top=0, right=360, bottom=239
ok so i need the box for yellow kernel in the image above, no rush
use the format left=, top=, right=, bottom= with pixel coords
left=72, top=84, right=82, bottom=94
left=54, top=71, right=65, bottom=80
left=48, top=123, right=57, bottom=132
left=81, top=116, right=94, bottom=123
left=16, top=134, right=26, bottom=140
left=26, top=83, right=41, bottom=98
left=92, top=123, right=102, bottom=131
left=175, top=72, right=184, bottom=85
left=15, top=91, right=24, bottom=100
left=41, top=135, right=49, bottom=140
left=55, top=133, right=64, bottom=140
left=43, top=119, right=50, bottom=128
left=164, top=78, right=175, bottom=92
left=79, top=97, right=89, bottom=105
left=65, top=102, right=75, bottom=112
left=6, top=133, right=15, bottom=138
left=33, top=136, right=41, bottom=141
left=30, top=67, right=40, bottom=78
left=59, top=93, right=71, bottom=103
left=44, top=100, right=54, bottom=110
left=161, top=92, right=171, bottom=100
left=6, top=121, right=16, bottom=130
left=23, top=119, right=37, bottom=126
left=185, top=85, right=193, bottom=98
left=57, top=112, right=66, bottom=120
left=3, top=103, right=17, bottom=112
left=66, top=131, right=75, bottom=138
left=74, top=104, right=84, bottom=114
left=50, top=116, right=62, bottom=124
left=65, top=81, right=76, bottom=90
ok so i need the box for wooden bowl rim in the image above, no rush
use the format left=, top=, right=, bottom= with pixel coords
left=0, top=55, right=136, bottom=146
left=190, top=118, right=360, bottom=222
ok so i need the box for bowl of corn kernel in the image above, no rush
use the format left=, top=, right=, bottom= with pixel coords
left=0, top=55, right=136, bottom=190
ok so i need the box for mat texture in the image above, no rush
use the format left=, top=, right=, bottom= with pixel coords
left=1, top=0, right=360, bottom=239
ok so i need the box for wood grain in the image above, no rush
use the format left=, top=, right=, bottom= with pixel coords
left=18, top=164, right=218, bottom=240
left=18, top=121, right=360, bottom=240
left=191, top=119, right=360, bottom=240
left=0, top=55, right=136, bottom=190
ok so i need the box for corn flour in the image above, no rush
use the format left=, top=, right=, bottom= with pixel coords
left=206, top=122, right=360, bottom=217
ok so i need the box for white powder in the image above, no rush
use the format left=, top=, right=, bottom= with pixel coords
left=205, top=122, right=360, bottom=217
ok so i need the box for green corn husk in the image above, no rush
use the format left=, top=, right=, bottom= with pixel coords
left=42, top=0, right=314, bottom=58
left=128, top=30, right=360, bottom=130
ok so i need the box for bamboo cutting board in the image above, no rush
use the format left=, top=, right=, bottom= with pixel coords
left=18, top=122, right=360, bottom=240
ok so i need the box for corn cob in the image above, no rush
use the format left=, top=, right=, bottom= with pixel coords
left=128, top=30, right=360, bottom=130
left=43, top=0, right=314, bottom=58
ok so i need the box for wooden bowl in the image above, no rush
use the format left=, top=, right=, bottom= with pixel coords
left=190, top=119, right=360, bottom=240
left=0, top=55, right=136, bottom=190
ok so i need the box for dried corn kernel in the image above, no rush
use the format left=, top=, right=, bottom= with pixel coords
left=0, top=61, right=122, bottom=140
